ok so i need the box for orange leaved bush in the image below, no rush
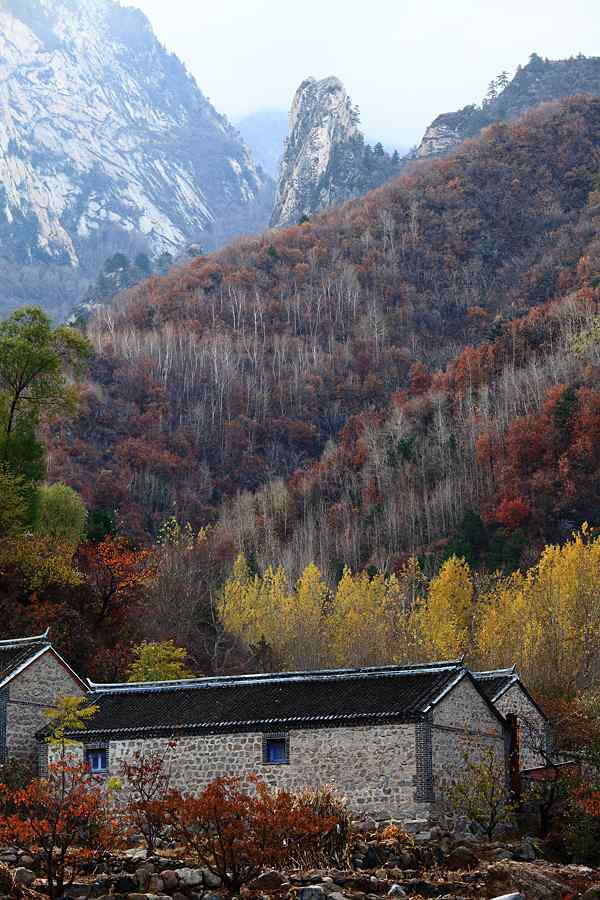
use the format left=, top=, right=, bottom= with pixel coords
left=164, top=775, right=339, bottom=892
left=0, top=760, right=125, bottom=899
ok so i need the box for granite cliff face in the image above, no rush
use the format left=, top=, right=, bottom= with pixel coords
left=271, top=76, right=401, bottom=227
left=0, top=0, right=270, bottom=316
left=415, top=53, right=600, bottom=159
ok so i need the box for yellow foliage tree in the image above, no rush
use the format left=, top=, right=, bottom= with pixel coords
left=44, top=695, right=99, bottom=757
left=476, top=526, right=600, bottom=696
left=127, top=641, right=194, bottom=682
left=413, top=555, right=474, bottom=660
left=329, top=568, right=402, bottom=666
left=279, top=563, right=328, bottom=669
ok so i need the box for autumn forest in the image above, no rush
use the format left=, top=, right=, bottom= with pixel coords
left=3, top=95, right=600, bottom=720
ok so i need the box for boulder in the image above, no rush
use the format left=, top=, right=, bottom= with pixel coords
left=124, top=848, right=147, bottom=861
left=13, top=868, right=36, bottom=887
left=160, top=869, right=179, bottom=892
left=445, top=845, right=479, bottom=870
left=485, top=861, right=570, bottom=899
left=512, top=841, right=536, bottom=861
left=202, top=867, right=222, bottom=888
left=113, top=874, right=138, bottom=893
left=299, top=888, right=327, bottom=900
left=135, top=866, right=152, bottom=891
left=248, top=870, right=288, bottom=891
left=583, top=887, right=600, bottom=900
left=148, top=874, right=164, bottom=893
left=175, top=867, right=203, bottom=887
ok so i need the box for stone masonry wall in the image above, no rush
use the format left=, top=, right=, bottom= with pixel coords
left=494, top=683, right=547, bottom=770
left=431, top=676, right=506, bottom=800
left=7, top=651, right=83, bottom=766
left=107, top=723, right=429, bottom=820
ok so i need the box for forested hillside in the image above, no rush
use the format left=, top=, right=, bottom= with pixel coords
left=2, top=96, right=600, bottom=693
left=48, top=96, right=600, bottom=561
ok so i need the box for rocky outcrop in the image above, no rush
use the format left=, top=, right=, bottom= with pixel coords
left=0, top=0, right=270, bottom=316
left=271, top=76, right=401, bottom=227
left=415, top=53, right=600, bottom=159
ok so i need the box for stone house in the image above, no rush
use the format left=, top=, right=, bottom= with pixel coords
left=58, top=657, right=548, bottom=821
left=0, top=632, right=86, bottom=768
left=2, top=631, right=549, bottom=820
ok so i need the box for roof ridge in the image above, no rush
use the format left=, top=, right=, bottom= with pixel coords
left=472, top=667, right=518, bottom=678
left=0, top=629, right=50, bottom=648
left=88, top=659, right=465, bottom=694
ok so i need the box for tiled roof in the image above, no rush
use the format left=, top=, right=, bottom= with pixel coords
left=69, top=661, right=469, bottom=739
left=0, top=632, right=50, bottom=686
left=472, top=667, right=518, bottom=702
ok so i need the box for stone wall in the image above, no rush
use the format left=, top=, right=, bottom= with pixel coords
left=6, top=651, right=83, bottom=766
left=494, top=683, right=547, bottom=770
left=106, top=722, right=428, bottom=820
left=431, top=675, right=506, bottom=800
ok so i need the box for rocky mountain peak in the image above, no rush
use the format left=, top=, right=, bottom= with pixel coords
left=415, top=53, right=600, bottom=159
left=271, top=75, right=401, bottom=227
left=0, top=0, right=271, bottom=317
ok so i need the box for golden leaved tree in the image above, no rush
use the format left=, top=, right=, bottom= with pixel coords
left=412, top=555, right=474, bottom=660
left=330, top=568, right=400, bottom=667
left=476, top=526, right=600, bottom=696
left=220, top=554, right=316, bottom=669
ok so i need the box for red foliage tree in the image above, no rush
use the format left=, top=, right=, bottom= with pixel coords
left=164, top=776, right=338, bottom=892
left=0, top=761, right=125, bottom=899
left=77, top=536, right=152, bottom=625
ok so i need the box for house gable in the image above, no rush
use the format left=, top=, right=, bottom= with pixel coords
left=427, top=672, right=508, bottom=802
left=1, top=635, right=85, bottom=766
left=492, top=681, right=548, bottom=770
left=472, top=668, right=549, bottom=770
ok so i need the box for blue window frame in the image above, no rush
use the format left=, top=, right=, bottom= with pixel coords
left=265, top=737, right=288, bottom=765
left=86, top=748, right=108, bottom=773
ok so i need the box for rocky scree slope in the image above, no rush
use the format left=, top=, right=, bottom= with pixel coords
left=271, top=75, right=401, bottom=227
left=0, top=0, right=270, bottom=317
left=415, top=52, right=600, bottom=158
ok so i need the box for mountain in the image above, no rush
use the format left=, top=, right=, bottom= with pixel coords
left=0, top=0, right=271, bottom=318
left=270, top=76, right=402, bottom=227
left=235, top=109, right=288, bottom=178
left=416, top=52, right=600, bottom=158
left=48, top=95, right=600, bottom=575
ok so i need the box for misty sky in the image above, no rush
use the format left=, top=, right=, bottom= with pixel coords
left=134, top=0, right=599, bottom=149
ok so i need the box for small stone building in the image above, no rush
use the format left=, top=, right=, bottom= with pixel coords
left=60, top=659, right=547, bottom=821
left=2, top=631, right=548, bottom=819
left=472, top=667, right=549, bottom=771
left=0, top=632, right=86, bottom=767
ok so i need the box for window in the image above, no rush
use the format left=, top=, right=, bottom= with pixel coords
left=264, top=736, right=289, bottom=765
left=86, top=747, right=108, bottom=773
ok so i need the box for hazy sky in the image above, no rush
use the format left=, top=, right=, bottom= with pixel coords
left=134, top=0, right=599, bottom=149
